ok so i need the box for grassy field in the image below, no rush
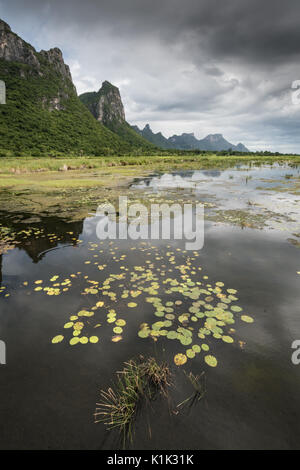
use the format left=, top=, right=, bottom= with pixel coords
left=0, top=154, right=298, bottom=217
left=0, top=154, right=300, bottom=185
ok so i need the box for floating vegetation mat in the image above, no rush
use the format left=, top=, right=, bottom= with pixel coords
left=132, top=165, right=300, bottom=235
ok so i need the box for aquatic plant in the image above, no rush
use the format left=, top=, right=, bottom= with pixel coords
left=94, top=356, right=171, bottom=443
left=177, top=371, right=206, bottom=409
left=35, top=240, right=255, bottom=367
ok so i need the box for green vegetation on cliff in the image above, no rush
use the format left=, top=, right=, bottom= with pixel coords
left=79, top=81, right=157, bottom=151
left=0, top=59, right=132, bottom=156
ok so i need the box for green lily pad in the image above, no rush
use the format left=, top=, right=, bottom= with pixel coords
left=204, top=355, right=218, bottom=367
left=51, top=335, right=64, bottom=344
left=241, top=315, right=254, bottom=323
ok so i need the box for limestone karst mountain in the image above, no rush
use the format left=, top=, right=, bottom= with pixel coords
left=79, top=82, right=156, bottom=150
left=0, top=18, right=249, bottom=156
left=0, top=18, right=132, bottom=155
left=194, top=133, right=249, bottom=152
left=80, top=81, right=125, bottom=127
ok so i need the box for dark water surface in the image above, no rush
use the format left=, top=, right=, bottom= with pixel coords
left=0, top=163, right=300, bottom=449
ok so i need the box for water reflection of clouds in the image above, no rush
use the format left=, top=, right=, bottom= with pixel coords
left=131, top=165, right=300, bottom=232
left=132, top=173, right=212, bottom=190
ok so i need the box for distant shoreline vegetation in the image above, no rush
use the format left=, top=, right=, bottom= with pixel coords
left=0, top=154, right=299, bottom=177
left=0, top=149, right=299, bottom=158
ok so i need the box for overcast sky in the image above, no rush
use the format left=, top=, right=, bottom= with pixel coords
left=1, top=0, right=300, bottom=152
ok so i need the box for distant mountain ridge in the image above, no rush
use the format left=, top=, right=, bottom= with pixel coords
left=131, top=124, right=170, bottom=149
left=132, top=124, right=249, bottom=152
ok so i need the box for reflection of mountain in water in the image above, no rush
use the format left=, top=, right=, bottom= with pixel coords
left=0, top=212, right=84, bottom=286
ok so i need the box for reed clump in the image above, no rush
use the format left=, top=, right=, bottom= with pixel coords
left=94, top=356, right=171, bottom=441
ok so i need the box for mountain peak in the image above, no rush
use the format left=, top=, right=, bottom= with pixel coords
left=0, top=19, right=11, bottom=32
left=96, top=80, right=125, bottom=124
left=0, top=18, right=73, bottom=83
left=39, top=47, right=73, bottom=82
left=182, top=132, right=195, bottom=137
left=0, top=18, right=38, bottom=67
left=100, top=80, right=119, bottom=93
left=79, top=84, right=156, bottom=150
left=79, top=80, right=126, bottom=125
left=205, top=133, right=224, bottom=141
left=0, top=19, right=130, bottom=155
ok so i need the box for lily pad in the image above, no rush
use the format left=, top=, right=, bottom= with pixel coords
left=222, top=335, right=234, bottom=343
left=51, top=335, right=64, bottom=344
left=241, top=315, right=254, bottom=323
left=89, top=336, right=99, bottom=343
left=186, top=349, right=196, bottom=359
left=204, top=355, right=218, bottom=367
left=70, top=337, right=80, bottom=346
left=174, top=353, right=187, bottom=366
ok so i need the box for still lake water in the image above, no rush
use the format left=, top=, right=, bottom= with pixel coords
left=0, top=163, right=299, bottom=449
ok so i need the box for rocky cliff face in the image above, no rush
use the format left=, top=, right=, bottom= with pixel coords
left=0, top=18, right=129, bottom=155
left=0, top=19, right=39, bottom=68
left=39, top=48, right=73, bottom=82
left=97, top=81, right=125, bottom=125
left=80, top=81, right=125, bottom=126
left=0, top=18, right=74, bottom=98
left=79, top=83, right=156, bottom=150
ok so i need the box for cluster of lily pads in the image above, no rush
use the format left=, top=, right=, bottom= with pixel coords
left=1, top=239, right=254, bottom=368
left=136, top=273, right=253, bottom=366
left=36, top=242, right=254, bottom=368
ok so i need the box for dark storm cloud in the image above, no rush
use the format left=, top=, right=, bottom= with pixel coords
left=4, top=0, right=300, bottom=64
left=205, top=67, right=224, bottom=77
left=1, top=0, right=300, bottom=151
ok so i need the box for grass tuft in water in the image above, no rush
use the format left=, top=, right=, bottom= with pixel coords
left=94, top=356, right=171, bottom=443
left=177, top=371, right=206, bottom=410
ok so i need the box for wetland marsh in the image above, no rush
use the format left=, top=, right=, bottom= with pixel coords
left=0, top=158, right=299, bottom=449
